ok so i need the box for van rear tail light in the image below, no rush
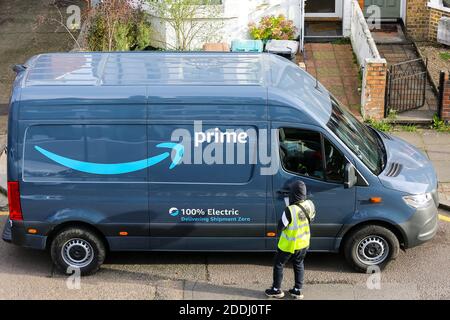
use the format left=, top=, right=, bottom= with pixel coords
left=7, top=181, right=23, bottom=221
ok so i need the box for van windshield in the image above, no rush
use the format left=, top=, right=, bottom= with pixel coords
left=326, top=97, right=384, bottom=175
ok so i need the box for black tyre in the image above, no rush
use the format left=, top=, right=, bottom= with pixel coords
left=343, top=225, right=400, bottom=272
left=50, top=227, right=106, bottom=276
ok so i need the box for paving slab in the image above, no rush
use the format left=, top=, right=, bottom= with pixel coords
left=433, top=161, right=450, bottom=183
left=392, top=131, right=425, bottom=147
left=424, top=144, right=450, bottom=161
left=421, top=131, right=450, bottom=145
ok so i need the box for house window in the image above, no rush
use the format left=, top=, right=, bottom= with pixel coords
left=428, top=0, right=450, bottom=11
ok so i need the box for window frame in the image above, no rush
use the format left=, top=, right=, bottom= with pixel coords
left=428, top=0, right=450, bottom=12
left=278, top=127, right=350, bottom=185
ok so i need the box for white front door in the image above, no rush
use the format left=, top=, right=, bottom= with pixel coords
left=304, top=0, right=343, bottom=18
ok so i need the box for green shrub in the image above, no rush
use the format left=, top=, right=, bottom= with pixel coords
left=399, top=125, right=417, bottom=132
left=248, top=15, right=296, bottom=42
left=439, top=51, right=450, bottom=61
left=114, top=23, right=132, bottom=51
left=365, top=118, right=393, bottom=132
left=432, top=114, right=450, bottom=132
left=134, top=20, right=152, bottom=50
left=86, top=1, right=152, bottom=52
left=87, top=15, right=108, bottom=51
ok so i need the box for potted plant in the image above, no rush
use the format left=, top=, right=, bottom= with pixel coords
left=248, top=14, right=297, bottom=45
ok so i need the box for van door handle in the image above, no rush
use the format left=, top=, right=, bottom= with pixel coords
left=277, top=189, right=290, bottom=196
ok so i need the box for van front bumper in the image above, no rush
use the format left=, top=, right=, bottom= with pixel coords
left=400, top=204, right=439, bottom=249
left=2, top=220, right=47, bottom=250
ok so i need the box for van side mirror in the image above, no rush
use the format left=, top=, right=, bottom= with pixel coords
left=344, top=163, right=357, bottom=189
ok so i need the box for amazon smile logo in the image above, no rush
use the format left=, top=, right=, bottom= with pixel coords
left=34, top=142, right=184, bottom=175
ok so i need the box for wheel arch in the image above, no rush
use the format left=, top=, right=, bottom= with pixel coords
left=338, top=220, right=407, bottom=252
left=45, top=221, right=109, bottom=252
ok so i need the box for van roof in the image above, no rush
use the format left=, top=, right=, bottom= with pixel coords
left=21, top=52, right=271, bottom=87
left=15, top=52, right=332, bottom=126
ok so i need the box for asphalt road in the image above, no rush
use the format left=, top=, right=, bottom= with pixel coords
left=0, top=212, right=449, bottom=300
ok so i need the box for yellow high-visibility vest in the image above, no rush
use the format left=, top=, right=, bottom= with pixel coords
left=278, top=204, right=311, bottom=254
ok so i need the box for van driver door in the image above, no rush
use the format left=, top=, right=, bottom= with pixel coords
left=269, top=123, right=356, bottom=251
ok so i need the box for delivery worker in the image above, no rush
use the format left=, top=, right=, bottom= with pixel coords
left=265, top=180, right=315, bottom=299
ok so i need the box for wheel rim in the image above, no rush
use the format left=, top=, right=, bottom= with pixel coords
left=61, top=238, right=94, bottom=269
left=356, top=235, right=390, bottom=265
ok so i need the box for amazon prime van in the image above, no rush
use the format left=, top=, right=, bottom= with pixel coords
left=2, top=52, right=439, bottom=275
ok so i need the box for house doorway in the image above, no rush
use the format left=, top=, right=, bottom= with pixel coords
left=303, top=0, right=343, bottom=39
left=305, top=0, right=343, bottom=18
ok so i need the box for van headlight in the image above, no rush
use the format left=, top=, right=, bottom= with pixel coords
left=403, top=193, right=433, bottom=209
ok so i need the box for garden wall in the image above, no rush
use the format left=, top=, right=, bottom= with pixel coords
left=349, top=0, right=387, bottom=119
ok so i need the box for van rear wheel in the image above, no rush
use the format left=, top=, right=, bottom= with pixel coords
left=343, top=225, right=400, bottom=272
left=50, top=227, right=106, bottom=276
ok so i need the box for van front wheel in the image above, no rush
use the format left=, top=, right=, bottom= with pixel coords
left=343, top=225, right=400, bottom=272
left=50, top=227, right=106, bottom=276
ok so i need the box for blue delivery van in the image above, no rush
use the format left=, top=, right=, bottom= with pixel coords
left=2, top=52, right=439, bottom=275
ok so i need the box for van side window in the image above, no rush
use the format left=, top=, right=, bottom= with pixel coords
left=279, top=128, right=348, bottom=183
left=324, top=138, right=346, bottom=183
left=279, top=128, right=324, bottom=179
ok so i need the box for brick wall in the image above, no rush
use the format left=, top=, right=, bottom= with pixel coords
left=406, top=0, right=430, bottom=40
left=429, top=7, right=450, bottom=42
left=361, top=59, right=387, bottom=120
left=406, top=0, right=450, bottom=41
left=441, top=72, right=450, bottom=121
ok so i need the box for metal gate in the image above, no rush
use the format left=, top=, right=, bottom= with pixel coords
left=385, top=58, right=428, bottom=116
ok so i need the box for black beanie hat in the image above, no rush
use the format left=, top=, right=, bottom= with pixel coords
left=289, top=180, right=307, bottom=204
